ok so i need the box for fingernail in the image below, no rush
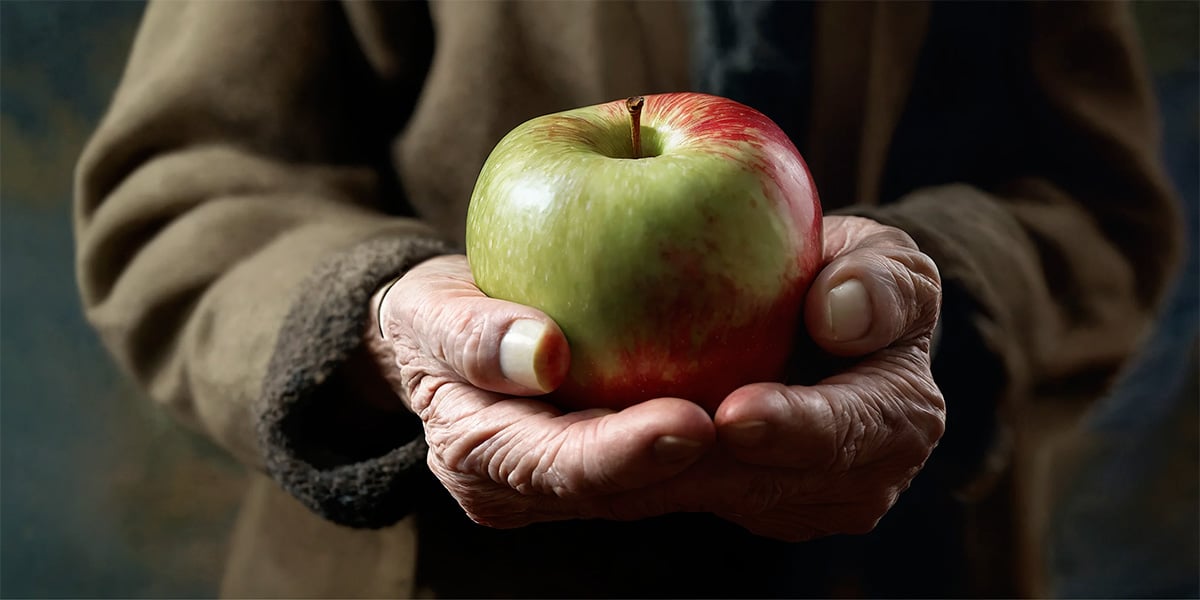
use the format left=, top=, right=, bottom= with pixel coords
left=723, top=420, right=768, bottom=448
left=499, top=319, right=550, bottom=392
left=654, top=435, right=705, bottom=464
left=827, top=279, right=871, bottom=342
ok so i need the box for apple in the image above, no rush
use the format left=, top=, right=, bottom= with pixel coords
left=466, top=92, right=822, bottom=413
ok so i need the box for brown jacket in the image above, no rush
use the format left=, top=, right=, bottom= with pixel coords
left=75, top=1, right=1180, bottom=597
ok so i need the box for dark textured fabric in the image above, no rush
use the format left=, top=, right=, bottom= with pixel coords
left=689, top=0, right=814, bottom=149
left=836, top=2, right=1031, bottom=496
left=259, top=235, right=455, bottom=529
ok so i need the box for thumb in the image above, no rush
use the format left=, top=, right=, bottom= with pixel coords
left=380, top=255, right=571, bottom=397
left=804, top=230, right=941, bottom=357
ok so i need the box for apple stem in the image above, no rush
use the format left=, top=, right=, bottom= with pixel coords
left=626, top=96, right=644, bottom=159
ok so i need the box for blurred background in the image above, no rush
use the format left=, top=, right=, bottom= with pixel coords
left=0, top=2, right=1195, bottom=597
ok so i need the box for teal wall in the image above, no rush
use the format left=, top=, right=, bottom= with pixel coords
left=1, top=3, right=245, bottom=597
left=0, top=2, right=1195, bottom=597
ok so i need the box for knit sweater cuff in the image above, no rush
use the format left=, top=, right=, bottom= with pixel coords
left=258, top=234, right=457, bottom=529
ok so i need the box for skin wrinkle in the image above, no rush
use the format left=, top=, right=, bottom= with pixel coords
left=893, top=376, right=946, bottom=453
left=571, top=413, right=613, bottom=495
left=531, top=442, right=565, bottom=496
left=895, top=257, right=942, bottom=338
left=556, top=409, right=648, bottom=498
left=544, top=425, right=590, bottom=497
left=470, top=427, right=625, bottom=526
left=430, top=300, right=483, bottom=380
left=779, top=386, right=845, bottom=472
left=452, top=311, right=490, bottom=385
left=741, top=470, right=793, bottom=515
left=490, top=422, right=535, bottom=493
left=519, top=411, right=578, bottom=496
left=849, top=351, right=943, bottom=468
left=425, top=397, right=490, bottom=472
left=405, top=361, right=454, bottom=416
left=499, top=418, right=553, bottom=495
left=822, top=388, right=865, bottom=473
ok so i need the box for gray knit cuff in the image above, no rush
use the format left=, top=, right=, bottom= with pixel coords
left=258, top=234, right=458, bottom=529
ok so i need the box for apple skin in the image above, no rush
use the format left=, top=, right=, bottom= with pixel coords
left=466, top=92, right=822, bottom=413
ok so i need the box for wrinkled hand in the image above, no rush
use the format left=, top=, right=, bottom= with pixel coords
left=707, top=215, right=946, bottom=540
left=369, top=214, right=943, bottom=538
left=370, top=255, right=716, bottom=528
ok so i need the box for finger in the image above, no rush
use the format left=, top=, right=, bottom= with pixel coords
left=804, top=217, right=941, bottom=357
left=381, top=255, right=571, bottom=396
left=713, top=382, right=846, bottom=471
left=425, top=393, right=715, bottom=525
left=552, top=397, right=715, bottom=494
left=714, top=355, right=945, bottom=470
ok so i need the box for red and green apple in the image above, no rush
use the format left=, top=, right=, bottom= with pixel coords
left=466, top=92, right=822, bottom=413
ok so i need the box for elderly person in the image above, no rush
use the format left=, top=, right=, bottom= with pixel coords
left=75, top=1, right=1179, bottom=597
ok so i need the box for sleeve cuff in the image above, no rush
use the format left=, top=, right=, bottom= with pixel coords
left=257, top=234, right=458, bottom=528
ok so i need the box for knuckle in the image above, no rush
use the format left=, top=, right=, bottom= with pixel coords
left=915, top=399, right=947, bottom=447
left=520, top=431, right=573, bottom=496
left=410, top=372, right=460, bottom=421
left=897, top=380, right=947, bottom=452
left=894, top=253, right=941, bottom=332
left=890, top=410, right=941, bottom=470
left=905, top=248, right=941, bottom=288
left=398, top=361, right=449, bottom=415
left=432, top=301, right=510, bottom=386
left=866, top=223, right=920, bottom=252
left=435, top=304, right=486, bottom=364
left=422, top=394, right=500, bottom=477
left=831, top=392, right=878, bottom=472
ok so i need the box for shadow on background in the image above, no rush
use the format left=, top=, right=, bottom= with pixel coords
left=0, top=1, right=1195, bottom=597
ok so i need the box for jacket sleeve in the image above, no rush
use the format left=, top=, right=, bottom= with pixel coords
left=843, top=1, right=1183, bottom=496
left=73, top=0, right=452, bottom=527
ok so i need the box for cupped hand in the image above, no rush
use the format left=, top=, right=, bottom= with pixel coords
left=709, top=215, right=947, bottom=541
left=370, top=255, right=715, bottom=528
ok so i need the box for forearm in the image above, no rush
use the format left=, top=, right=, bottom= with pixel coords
left=73, top=0, right=448, bottom=470
left=840, top=1, right=1181, bottom=494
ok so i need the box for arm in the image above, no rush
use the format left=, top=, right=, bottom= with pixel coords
left=843, top=1, right=1182, bottom=493
left=699, top=1, right=1183, bottom=543
left=73, top=1, right=452, bottom=526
